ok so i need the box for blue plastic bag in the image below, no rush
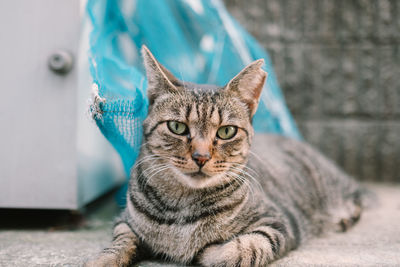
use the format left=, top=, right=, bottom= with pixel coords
left=87, top=0, right=301, bottom=204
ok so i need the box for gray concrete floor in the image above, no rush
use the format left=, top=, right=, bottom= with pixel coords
left=0, top=183, right=399, bottom=267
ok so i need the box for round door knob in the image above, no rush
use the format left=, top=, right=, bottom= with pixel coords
left=48, top=50, right=73, bottom=74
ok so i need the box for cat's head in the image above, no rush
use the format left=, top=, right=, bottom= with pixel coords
left=141, top=46, right=267, bottom=189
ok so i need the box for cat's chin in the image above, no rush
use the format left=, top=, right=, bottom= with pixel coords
left=187, top=171, right=209, bottom=179
left=178, top=172, right=225, bottom=189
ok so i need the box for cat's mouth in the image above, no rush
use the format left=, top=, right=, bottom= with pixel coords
left=187, top=170, right=209, bottom=179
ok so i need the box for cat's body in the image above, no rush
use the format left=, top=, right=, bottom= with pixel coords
left=86, top=46, right=363, bottom=267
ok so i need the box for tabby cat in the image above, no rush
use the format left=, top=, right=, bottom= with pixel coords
left=86, top=46, right=364, bottom=267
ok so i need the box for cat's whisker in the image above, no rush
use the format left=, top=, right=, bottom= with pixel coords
left=228, top=166, right=263, bottom=194
left=138, top=165, right=163, bottom=183
left=142, top=163, right=169, bottom=177
left=131, top=155, right=162, bottom=171
left=134, top=155, right=160, bottom=165
left=249, top=150, right=266, bottom=164
left=138, top=163, right=170, bottom=188
left=231, top=165, right=261, bottom=184
left=219, top=161, right=260, bottom=180
left=139, top=141, right=149, bottom=148
left=230, top=173, right=260, bottom=204
left=178, top=67, right=188, bottom=91
left=228, top=162, right=260, bottom=178
left=136, top=153, right=161, bottom=161
left=225, top=171, right=255, bottom=203
left=145, top=166, right=172, bottom=188
left=143, top=170, right=169, bottom=189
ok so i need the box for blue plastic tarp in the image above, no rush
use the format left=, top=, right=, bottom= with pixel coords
left=86, top=0, right=301, bottom=203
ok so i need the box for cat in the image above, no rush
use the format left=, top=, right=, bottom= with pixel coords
left=85, top=45, right=364, bottom=267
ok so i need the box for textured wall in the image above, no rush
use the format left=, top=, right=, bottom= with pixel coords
left=224, top=0, right=400, bottom=182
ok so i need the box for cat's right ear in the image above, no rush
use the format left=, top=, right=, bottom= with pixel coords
left=141, top=45, right=181, bottom=105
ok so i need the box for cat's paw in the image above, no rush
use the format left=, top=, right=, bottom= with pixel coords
left=84, top=255, right=116, bottom=267
left=84, top=252, right=129, bottom=267
left=198, top=233, right=280, bottom=267
left=198, top=242, right=241, bottom=267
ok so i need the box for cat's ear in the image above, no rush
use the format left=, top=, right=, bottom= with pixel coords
left=226, top=59, right=267, bottom=117
left=141, top=45, right=181, bottom=104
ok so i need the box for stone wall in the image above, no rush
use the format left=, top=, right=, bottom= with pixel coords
left=224, top=0, right=400, bottom=182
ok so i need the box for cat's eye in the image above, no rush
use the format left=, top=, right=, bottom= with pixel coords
left=217, top=126, right=237, bottom=140
left=167, top=121, right=189, bottom=135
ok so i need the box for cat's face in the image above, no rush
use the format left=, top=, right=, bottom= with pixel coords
left=141, top=46, right=267, bottom=189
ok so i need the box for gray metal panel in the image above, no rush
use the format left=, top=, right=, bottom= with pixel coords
left=0, top=0, right=80, bottom=209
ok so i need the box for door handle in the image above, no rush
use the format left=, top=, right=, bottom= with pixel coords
left=48, top=50, right=73, bottom=74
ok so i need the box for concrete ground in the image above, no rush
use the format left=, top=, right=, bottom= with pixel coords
left=0, top=183, right=399, bottom=267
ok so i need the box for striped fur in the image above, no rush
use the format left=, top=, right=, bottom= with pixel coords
left=85, top=47, right=363, bottom=267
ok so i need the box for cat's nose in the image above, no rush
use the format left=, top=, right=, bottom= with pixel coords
left=192, top=151, right=211, bottom=168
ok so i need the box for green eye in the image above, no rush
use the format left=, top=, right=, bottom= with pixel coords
left=217, top=126, right=238, bottom=140
left=167, top=121, right=188, bottom=135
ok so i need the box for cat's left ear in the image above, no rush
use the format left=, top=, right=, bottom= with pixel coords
left=226, top=59, right=267, bottom=117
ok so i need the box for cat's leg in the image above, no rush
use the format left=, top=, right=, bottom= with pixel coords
left=336, top=198, right=362, bottom=232
left=198, top=223, right=291, bottom=267
left=332, top=191, right=363, bottom=232
left=85, top=221, right=144, bottom=267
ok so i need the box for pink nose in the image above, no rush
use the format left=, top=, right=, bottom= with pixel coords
left=192, top=151, right=211, bottom=168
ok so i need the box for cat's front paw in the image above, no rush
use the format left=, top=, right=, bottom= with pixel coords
left=198, top=232, right=280, bottom=267
left=84, top=254, right=116, bottom=267
left=198, top=242, right=244, bottom=267
left=84, top=252, right=129, bottom=267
